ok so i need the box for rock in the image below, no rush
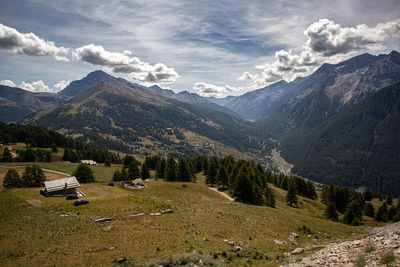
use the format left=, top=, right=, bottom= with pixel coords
left=228, top=241, right=235, bottom=246
left=109, top=246, right=115, bottom=250
left=289, top=232, right=300, bottom=241
left=284, top=222, right=400, bottom=266
left=233, top=246, right=243, bottom=252
left=122, top=179, right=147, bottom=189
left=161, top=209, right=174, bottom=214
left=130, top=213, right=146, bottom=217
left=116, top=257, right=126, bottom=264
left=274, top=240, right=287, bottom=245
left=86, top=217, right=113, bottom=223
left=150, top=213, right=161, bottom=216
left=102, top=226, right=112, bottom=231
left=291, top=248, right=304, bottom=255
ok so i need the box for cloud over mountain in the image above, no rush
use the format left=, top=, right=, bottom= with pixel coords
left=193, top=82, right=235, bottom=97
left=19, top=80, right=51, bottom=92
left=235, top=18, right=400, bottom=90
left=305, top=19, right=400, bottom=56
left=0, top=80, right=16, bottom=87
left=0, top=24, right=68, bottom=60
left=73, top=44, right=179, bottom=84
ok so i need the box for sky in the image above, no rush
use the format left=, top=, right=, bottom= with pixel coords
left=0, top=0, right=399, bottom=97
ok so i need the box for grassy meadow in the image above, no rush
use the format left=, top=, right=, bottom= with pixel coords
left=0, top=161, right=385, bottom=266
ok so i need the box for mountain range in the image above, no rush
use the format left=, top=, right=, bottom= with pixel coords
left=1, top=50, right=400, bottom=195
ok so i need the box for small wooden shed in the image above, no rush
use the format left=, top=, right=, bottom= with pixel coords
left=42, top=176, right=83, bottom=197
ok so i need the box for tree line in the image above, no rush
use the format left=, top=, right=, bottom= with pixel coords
left=0, top=122, right=121, bottom=164
left=321, top=184, right=400, bottom=225
left=111, top=154, right=318, bottom=208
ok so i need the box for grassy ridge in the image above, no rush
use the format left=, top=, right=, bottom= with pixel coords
left=0, top=162, right=383, bottom=266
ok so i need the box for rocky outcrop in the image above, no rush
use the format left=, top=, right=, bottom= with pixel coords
left=284, top=222, right=400, bottom=267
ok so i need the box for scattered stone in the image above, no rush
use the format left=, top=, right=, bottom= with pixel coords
left=228, top=241, right=235, bottom=246
left=291, top=248, right=304, bottom=255
left=86, top=217, right=113, bottom=223
left=274, top=240, right=287, bottom=245
left=284, top=222, right=400, bottom=266
left=234, top=246, right=243, bottom=252
left=289, top=232, right=300, bottom=241
left=161, top=209, right=174, bottom=214
left=109, top=246, right=115, bottom=250
left=103, top=226, right=112, bottom=231
left=122, top=179, right=147, bottom=189
left=116, top=257, right=126, bottom=264
left=130, top=213, right=146, bottom=217
left=150, top=213, right=161, bottom=216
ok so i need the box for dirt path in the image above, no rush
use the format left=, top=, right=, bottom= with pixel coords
left=0, top=166, right=70, bottom=177
left=207, top=187, right=234, bottom=202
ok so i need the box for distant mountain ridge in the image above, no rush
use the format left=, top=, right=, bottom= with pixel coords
left=281, top=82, right=400, bottom=196
left=24, top=80, right=265, bottom=157
left=0, top=85, right=61, bottom=122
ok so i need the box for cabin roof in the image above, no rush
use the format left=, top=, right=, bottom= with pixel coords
left=44, top=176, right=80, bottom=192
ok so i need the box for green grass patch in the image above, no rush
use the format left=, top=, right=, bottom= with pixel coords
left=380, top=251, right=396, bottom=265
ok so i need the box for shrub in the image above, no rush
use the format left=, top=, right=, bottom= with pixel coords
left=364, top=245, right=375, bottom=253
left=354, top=256, right=366, bottom=267
left=380, top=251, right=396, bottom=265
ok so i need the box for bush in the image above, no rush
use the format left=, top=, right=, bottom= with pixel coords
left=73, top=163, right=95, bottom=183
left=3, top=169, right=21, bottom=188
left=364, top=245, right=375, bottom=253
left=354, top=256, right=366, bottom=267
left=380, top=251, right=396, bottom=265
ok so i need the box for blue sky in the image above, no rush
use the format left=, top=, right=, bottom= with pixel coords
left=0, top=0, right=399, bottom=96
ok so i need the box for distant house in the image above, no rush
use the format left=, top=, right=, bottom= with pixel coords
left=81, top=159, right=96, bottom=165
left=41, top=176, right=84, bottom=197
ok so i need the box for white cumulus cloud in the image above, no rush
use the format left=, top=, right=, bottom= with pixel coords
left=0, top=79, right=16, bottom=87
left=193, top=82, right=235, bottom=97
left=73, top=44, right=179, bottom=84
left=20, top=80, right=51, bottom=92
left=0, top=23, right=68, bottom=60
left=237, top=18, right=400, bottom=89
left=305, top=19, right=400, bottom=57
left=53, top=80, right=71, bottom=91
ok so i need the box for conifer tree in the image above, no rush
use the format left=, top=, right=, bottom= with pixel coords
left=206, top=159, right=217, bottom=187
left=266, top=189, right=276, bottom=208
left=3, top=169, right=21, bottom=188
left=364, top=203, right=375, bottom=218
left=388, top=206, right=396, bottom=221
left=216, top=165, right=228, bottom=188
left=73, top=163, right=95, bottom=183
left=128, top=161, right=140, bottom=180
left=1, top=147, right=12, bottom=162
left=233, top=168, right=253, bottom=203
left=325, top=202, right=339, bottom=221
left=280, top=176, right=288, bottom=190
left=121, top=167, right=128, bottom=181
left=342, top=208, right=356, bottom=225
left=155, top=158, right=166, bottom=179
left=112, top=170, right=122, bottom=181
left=164, top=156, right=177, bottom=181
left=21, top=165, right=46, bottom=187
left=176, top=158, right=191, bottom=182
left=141, top=163, right=150, bottom=180
left=375, top=202, right=388, bottom=222
left=286, top=182, right=298, bottom=207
